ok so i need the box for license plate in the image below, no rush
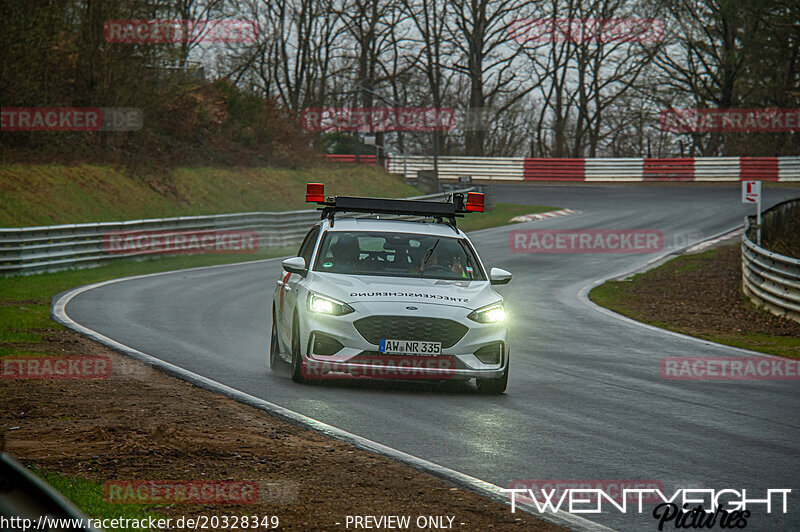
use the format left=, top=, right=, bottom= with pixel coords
left=379, top=339, right=442, bottom=355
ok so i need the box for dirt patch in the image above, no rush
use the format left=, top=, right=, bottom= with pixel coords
left=591, top=242, right=800, bottom=357
left=0, top=330, right=561, bottom=531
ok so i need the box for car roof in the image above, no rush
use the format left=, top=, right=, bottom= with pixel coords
left=321, top=217, right=467, bottom=238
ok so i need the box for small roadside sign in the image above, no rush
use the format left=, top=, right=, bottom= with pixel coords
left=742, top=180, right=761, bottom=203
left=742, top=180, right=762, bottom=245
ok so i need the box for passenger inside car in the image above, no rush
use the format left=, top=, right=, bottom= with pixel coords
left=330, top=235, right=361, bottom=270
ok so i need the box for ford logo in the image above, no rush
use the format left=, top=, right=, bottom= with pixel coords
left=406, top=306, right=418, bottom=311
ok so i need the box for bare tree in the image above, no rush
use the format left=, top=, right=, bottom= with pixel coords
left=336, top=0, right=409, bottom=162
left=172, top=0, right=228, bottom=68
left=269, top=0, right=349, bottom=110
left=399, top=0, right=455, bottom=156
left=652, top=0, right=766, bottom=155
left=518, top=0, right=662, bottom=156
left=221, top=0, right=349, bottom=112
left=446, top=0, right=538, bottom=155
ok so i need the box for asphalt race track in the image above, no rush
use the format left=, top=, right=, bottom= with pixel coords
left=61, top=184, right=800, bottom=531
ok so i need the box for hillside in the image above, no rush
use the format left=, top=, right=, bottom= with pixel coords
left=0, top=163, right=418, bottom=227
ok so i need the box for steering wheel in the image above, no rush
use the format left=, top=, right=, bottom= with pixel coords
left=423, top=265, right=449, bottom=272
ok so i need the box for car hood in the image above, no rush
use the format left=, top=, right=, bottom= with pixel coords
left=308, top=272, right=500, bottom=310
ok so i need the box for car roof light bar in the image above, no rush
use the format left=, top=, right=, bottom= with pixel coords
left=465, top=192, right=485, bottom=212
left=306, top=184, right=480, bottom=230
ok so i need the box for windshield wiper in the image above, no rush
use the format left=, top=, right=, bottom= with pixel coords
left=419, top=238, right=439, bottom=277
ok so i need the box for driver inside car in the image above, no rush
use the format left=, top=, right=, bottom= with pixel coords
left=411, top=239, right=467, bottom=278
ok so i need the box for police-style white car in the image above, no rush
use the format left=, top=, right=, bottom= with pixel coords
left=270, top=185, right=511, bottom=394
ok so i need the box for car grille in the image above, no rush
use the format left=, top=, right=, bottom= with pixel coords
left=353, top=316, right=468, bottom=348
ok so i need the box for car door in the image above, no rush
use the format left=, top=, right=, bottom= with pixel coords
left=279, top=225, right=320, bottom=346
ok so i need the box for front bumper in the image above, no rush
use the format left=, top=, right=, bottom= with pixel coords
left=298, top=301, right=508, bottom=380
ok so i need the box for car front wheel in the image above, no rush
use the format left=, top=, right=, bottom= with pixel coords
left=290, top=315, right=305, bottom=383
left=269, top=307, right=280, bottom=371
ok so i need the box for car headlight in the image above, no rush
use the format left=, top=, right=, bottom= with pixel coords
left=308, top=293, right=354, bottom=316
left=468, top=302, right=506, bottom=323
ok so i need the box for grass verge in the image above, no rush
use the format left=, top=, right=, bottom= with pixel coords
left=32, top=470, right=164, bottom=532
left=0, top=163, right=419, bottom=227
left=590, top=244, right=800, bottom=359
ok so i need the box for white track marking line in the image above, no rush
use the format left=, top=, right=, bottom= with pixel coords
left=510, top=208, right=581, bottom=223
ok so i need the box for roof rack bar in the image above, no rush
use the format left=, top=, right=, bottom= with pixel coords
left=318, top=196, right=462, bottom=227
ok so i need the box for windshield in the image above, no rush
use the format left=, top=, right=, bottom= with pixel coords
left=313, top=231, right=485, bottom=281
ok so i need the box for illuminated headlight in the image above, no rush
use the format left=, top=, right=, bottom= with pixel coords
left=468, top=302, right=506, bottom=324
left=308, top=293, right=354, bottom=316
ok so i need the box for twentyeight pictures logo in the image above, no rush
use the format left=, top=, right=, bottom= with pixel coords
left=501, top=486, right=792, bottom=515
left=104, top=20, right=258, bottom=44
left=510, top=229, right=663, bottom=253
left=508, top=479, right=665, bottom=504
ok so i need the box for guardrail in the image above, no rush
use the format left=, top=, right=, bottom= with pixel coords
left=0, top=452, right=101, bottom=532
left=741, top=199, right=800, bottom=324
left=328, top=155, right=800, bottom=182
left=0, top=190, right=469, bottom=277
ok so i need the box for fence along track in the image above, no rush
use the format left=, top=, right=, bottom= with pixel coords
left=0, top=190, right=469, bottom=276
left=741, top=198, right=800, bottom=323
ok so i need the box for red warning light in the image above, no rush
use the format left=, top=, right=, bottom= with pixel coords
left=465, top=192, right=485, bottom=212
left=306, top=183, right=325, bottom=203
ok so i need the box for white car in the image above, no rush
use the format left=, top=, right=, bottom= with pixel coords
left=270, top=186, right=512, bottom=394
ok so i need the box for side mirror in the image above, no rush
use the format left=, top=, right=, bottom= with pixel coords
left=282, top=256, right=307, bottom=276
left=489, top=267, right=512, bottom=285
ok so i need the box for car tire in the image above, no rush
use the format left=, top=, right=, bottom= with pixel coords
left=290, top=315, right=305, bottom=383
left=476, top=357, right=508, bottom=395
left=269, top=307, right=280, bottom=371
